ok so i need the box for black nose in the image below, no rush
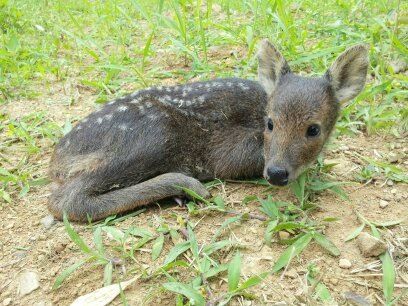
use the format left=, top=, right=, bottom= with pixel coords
left=267, top=166, right=289, bottom=186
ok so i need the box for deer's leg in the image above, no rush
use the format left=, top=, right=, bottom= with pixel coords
left=48, top=172, right=210, bottom=222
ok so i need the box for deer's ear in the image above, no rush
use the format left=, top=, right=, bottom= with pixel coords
left=257, top=39, right=291, bottom=96
left=326, top=44, right=369, bottom=103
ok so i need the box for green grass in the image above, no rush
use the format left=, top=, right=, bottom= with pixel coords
left=1, top=0, right=407, bottom=304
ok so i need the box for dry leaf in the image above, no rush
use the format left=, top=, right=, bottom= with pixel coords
left=70, top=277, right=138, bottom=306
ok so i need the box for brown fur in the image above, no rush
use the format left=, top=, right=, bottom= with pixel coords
left=48, top=40, right=368, bottom=222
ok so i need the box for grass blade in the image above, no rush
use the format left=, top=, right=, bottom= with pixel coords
left=313, top=233, right=340, bottom=257
left=272, top=233, right=313, bottom=273
left=381, top=251, right=395, bottom=304
left=63, top=213, right=93, bottom=255
left=163, top=241, right=191, bottom=265
left=104, top=261, right=113, bottom=286
left=53, top=259, right=88, bottom=289
left=345, top=224, right=365, bottom=241
left=151, top=234, right=165, bottom=261
left=163, top=282, right=205, bottom=306
left=228, top=251, right=241, bottom=292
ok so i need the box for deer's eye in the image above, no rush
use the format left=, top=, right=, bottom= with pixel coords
left=306, top=124, right=321, bottom=137
left=266, top=118, right=274, bottom=131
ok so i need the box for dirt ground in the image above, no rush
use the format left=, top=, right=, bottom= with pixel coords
left=0, top=82, right=407, bottom=306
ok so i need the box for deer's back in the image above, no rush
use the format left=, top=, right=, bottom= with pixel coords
left=50, top=78, right=267, bottom=186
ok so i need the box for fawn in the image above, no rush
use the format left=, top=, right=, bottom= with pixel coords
left=48, top=40, right=368, bottom=222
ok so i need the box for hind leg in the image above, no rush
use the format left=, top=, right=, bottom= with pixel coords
left=48, top=172, right=210, bottom=222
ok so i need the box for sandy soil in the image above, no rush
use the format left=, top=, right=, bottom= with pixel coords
left=0, top=81, right=407, bottom=306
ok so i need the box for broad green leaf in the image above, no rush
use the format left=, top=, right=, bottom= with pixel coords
left=179, top=186, right=210, bottom=205
left=313, top=233, right=340, bottom=257
left=213, top=195, right=225, bottom=210
left=203, top=264, right=228, bottom=279
left=93, top=226, right=104, bottom=255
left=372, top=220, right=403, bottom=227
left=272, top=233, right=313, bottom=273
left=102, top=226, right=125, bottom=242
left=264, top=219, right=278, bottom=246
left=163, top=241, right=191, bottom=265
left=53, top=258, right=88, bottom=289
left=235, top=272, right=268, bottom=291
left=273, top=222, right=308, bottom=232
left=345, top=224, right=365, bottom=241
left=157, top=260, right=189, bottom=274
left=163, top=282, right=205, bottom=306
left=228, top=251, right=241, bottom=292
left=104, top=261, right=113, bottom=286
left=151, top=234, right=164, bottom=261
left=381, top=251, right=395, bottom=304
left=203, top=240, right=231, bottom=256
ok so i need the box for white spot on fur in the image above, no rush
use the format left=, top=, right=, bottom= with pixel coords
left=145, top=101, right=153, bottom=108
left=96, top=118, right=103, bottom=124
left=117, top=105, right=128, bottom=112
left=104, top=114, right=113, bottom=120
left=108, top=101, right=115, bottom=105
left=82, top=118, right=88, bottom=123
left=118, top=124, right=127, bottom=131
left=165, top=87, right=172, bottom=92
left=64, top=140, right=70, bottom=148
left=182, top=91, right=188, bottom=97
left=76, top=125, right=82, bottom=130
left=239, top=82, right=249, bottom=90
left=157, top=86, right=164, bottom=91
left=226, top=82, right=233, bottom=87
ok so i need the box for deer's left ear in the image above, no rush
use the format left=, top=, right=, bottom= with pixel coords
left=326, top=44, right=369, bottom=103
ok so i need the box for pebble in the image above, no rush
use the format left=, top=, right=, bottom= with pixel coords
left=357, top=232, right=387, bottom=257
left=40, top=215, right=55, bottom=229
left=387, top=180, right=394, bottom=186
left=390, top=188, right=397, bottom=194
left=18, top=271, right=40, bottom=296
left=285, top=269, right=297, bottom=279
left=339, top=258, right=352, bottom=269
left=330, top=278, right=339, bottom=285
left=54, top=242, right=67, bottom=253
left=278, top=231, right=290, bottom=240
left=3, top=298, right=12, bottom=306
left=379, top=200, right=389, bottom=209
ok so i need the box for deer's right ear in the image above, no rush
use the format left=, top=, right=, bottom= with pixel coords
left=257, top=39, right=291, bottom=96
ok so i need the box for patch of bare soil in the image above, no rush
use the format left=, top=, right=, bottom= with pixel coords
left=0, top=85, right=407, bottom=306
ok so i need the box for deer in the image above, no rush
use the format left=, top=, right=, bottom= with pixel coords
left=48, top=40, right=368, bottom=222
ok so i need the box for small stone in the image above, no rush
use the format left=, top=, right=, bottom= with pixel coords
left=387, top=180, right=394, bottom=186
left=357, top=232, right=387, bottom=257
left=330, top=278, right=339, bottom=285
left=339, top=258, right=352, bottom=269
left=18, top=271, right=40, bottom=296
left=344, top=291, right=371, bottom=306
left=14, top=250, right=27, bottom=259
left=285, top=269, right=297, bottom=279
left=379, top=200, right=389, bottom=209
left=5, top=222, right=14, bottom=229
left=390, top=188, right=397, bottom=194
left=278, top=231, right=290, bottom=240
left=54, top=242, right=67, bottom=253
left=40, top=215, right=55, bottom=229
left=3, top=298, right=12, bottom=306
